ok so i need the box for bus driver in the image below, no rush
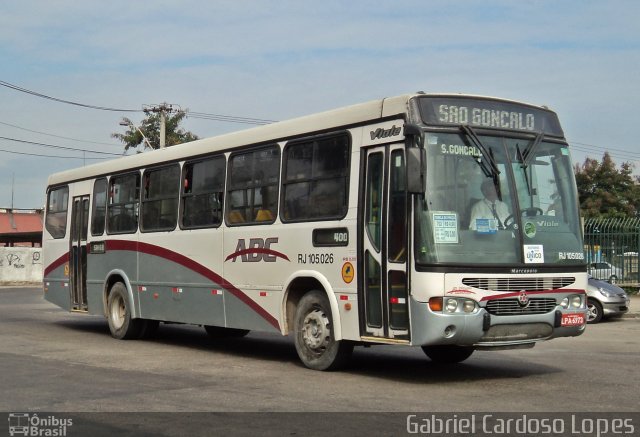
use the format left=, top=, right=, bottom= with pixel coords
left=469, top=178, right=510, bottom=230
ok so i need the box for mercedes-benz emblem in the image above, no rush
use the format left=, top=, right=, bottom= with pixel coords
left=518, top=291, right=529, bottom=307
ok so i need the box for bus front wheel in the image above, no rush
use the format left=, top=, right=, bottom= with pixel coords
left=422, top=345, right=474, bottom=363
left=107, top=282, right=143, bottom=340
left=294, top=290, right=353, bottom=371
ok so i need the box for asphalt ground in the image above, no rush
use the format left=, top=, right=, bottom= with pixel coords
left=1, top=285, right=639, bottom=436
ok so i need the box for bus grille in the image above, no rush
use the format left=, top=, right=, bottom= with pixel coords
left=485, top=298, right=557, bottom=316
left=461, top=277, right=575, bottom=292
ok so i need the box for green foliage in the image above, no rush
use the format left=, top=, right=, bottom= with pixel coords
left=574, top=152, right=640, bottom=219
left=112, top=111, right=199, bottom=151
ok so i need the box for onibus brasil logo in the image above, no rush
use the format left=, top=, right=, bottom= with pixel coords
left=8, top=413, right=73, bottom=436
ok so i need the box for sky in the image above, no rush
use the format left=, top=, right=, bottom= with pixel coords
left=0, top=0, right=639, bottom=209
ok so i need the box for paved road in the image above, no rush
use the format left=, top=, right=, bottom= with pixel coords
left=1, top=287, right=639, bottom=435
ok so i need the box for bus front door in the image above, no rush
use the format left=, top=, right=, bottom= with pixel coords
left=70, top=195, right=90, bottom=311
left=361, top=145, right=410, bottom=341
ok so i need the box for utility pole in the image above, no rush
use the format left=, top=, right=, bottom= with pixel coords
left=143, top=102, right=178, bottom=149
left=11, top=172, right=14, bottom=209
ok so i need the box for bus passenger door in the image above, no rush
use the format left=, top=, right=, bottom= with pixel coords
left=70, top=195, right=90, bottom=311
left=360, top=145, right=410, bottom=340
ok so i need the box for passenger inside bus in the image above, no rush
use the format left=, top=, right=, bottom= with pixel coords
left=468, top=178, right=510, bottom=230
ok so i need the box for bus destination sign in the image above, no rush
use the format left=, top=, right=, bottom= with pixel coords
left=418, top=96, right=564, bottom=137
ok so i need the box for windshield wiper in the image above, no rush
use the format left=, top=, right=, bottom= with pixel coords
left=521, top=131, right=544, bottom=168
left=460, top=125, right=500, bottom=179
left=516, top=131, right=544, bottom=197
left=516, top=144, right=532, bottom=196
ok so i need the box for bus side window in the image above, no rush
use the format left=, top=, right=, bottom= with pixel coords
left=107, top=172, right=140, bottom=234
left=281, top=134, right=350, bottom=222
left=181, top=156, right=225, bottom=229
left=91, top=178, right=107, bottom=236
left=226, top=146, right=279, bottom=225
left=141, top=165, right=180, bottom=232
left=45, top=186, right=69, bottom=239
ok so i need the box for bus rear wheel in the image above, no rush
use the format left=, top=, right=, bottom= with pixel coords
left=107, top=282, right=143, bottom=340
left=422, top=345, right=474, bottom=364
left=293, top=290, right=353, bottom=371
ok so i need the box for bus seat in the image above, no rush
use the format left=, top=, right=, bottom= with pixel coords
left=228, top=210, right=245, bottom=224
left=255, top=209, right=274, bottom=222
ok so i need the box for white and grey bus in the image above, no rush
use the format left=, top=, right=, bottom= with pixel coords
left=43, top=93, right=588, bottom=370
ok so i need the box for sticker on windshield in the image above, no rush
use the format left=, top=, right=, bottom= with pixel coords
left=432, top=212, right=459, bottom=243
left=474, top=218, right=497, bottom=234
left=524, top=244, right=544, bottom=264
left=428, top=136, right=438, bottom=145
left=524, top=221, right=536, bottom=238
left=561, top=147, right=569, bottom=156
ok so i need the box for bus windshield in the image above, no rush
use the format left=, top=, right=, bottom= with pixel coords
left=415, top=131, right=584, bottom=266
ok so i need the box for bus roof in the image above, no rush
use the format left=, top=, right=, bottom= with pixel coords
left=47, top=93, right=416, bottom=187
left=46, top=92, right=556, bottom=187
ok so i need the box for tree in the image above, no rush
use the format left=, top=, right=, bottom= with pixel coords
left=113, top=111, right=199, bottom=151
left=574, top=152, right=640, bottom=219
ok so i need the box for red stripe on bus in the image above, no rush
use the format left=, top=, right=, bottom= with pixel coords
left=105, top=240, right=280, bottom=330
left=224, top=248, right=290, bottom=262
left=44, top=252, right=69, bottom=277
left=478, top=288, right=586, bottom=301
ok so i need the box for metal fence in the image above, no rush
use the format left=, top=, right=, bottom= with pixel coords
left=584, top=218, right=640, bottom=286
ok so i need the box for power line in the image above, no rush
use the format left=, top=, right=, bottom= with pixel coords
left=570, top=140, right=636, bottom=155
left=187, top=110, right=277, bottom=125
left=569, top=142, right=640, bottom=162
left=0, top=135, right=123, bottom=156
left=0, top=147, right=109, bottom=160
left=0, top=79, right=141, bottom=112
left=1, top=78, right=276, bottom=126
left=0, top=120, right=122, bottom=147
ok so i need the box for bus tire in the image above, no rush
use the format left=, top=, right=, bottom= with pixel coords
left=204, top=325, right=250, bottom=338
left=106, top=282, right=143, bottom=340
left=421, top=345, right=474, bottom=363
left=294, top=290, right=353, bottom=371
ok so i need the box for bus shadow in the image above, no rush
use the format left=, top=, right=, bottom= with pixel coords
left=54, top=319, right=561, bottom=382
left=347, top=348, right=562, bottom=383
left=54, top=317, right=111, bottom=334
left=154, top=324, right=300, bottom=364
left=54, top=318, right=300, bottom=364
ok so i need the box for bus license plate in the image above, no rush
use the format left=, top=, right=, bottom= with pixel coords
left=561, top=313, right=585, bottom=327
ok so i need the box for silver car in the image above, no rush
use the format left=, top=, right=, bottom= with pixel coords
left=587, top=262, right=624, bottom=284
left=586, top=275, right=630, bottom=323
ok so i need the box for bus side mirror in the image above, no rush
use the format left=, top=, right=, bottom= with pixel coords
left=407, top=147, right=426, bottom=194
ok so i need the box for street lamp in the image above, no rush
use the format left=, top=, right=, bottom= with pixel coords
left=120, top=121, right=153, bottom=150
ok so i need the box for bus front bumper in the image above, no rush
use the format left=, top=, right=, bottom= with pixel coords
left=409, top=298, right=587, bottom=349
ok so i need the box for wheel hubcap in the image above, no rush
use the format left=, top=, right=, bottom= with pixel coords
left=110, top=295, right=126, bottom=329
left=302, top=309, right=331, bottom=352
left=587, top=304, right=598, bottom=321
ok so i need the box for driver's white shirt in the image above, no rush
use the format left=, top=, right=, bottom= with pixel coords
left=469, top=199, right=510, bottom=230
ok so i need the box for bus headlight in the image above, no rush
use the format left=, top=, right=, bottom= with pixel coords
left=570, top=295, right=584, bottom=309
left=441, top=298, right=477, bottom=313
left=560, top=295, right=584, bottom=309
left=445, top=298, right=459, bottom=313
left=463, top=299, right=477, bottom=313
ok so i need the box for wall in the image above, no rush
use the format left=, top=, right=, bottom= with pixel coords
left=0, top=247, right=42, bottom=284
